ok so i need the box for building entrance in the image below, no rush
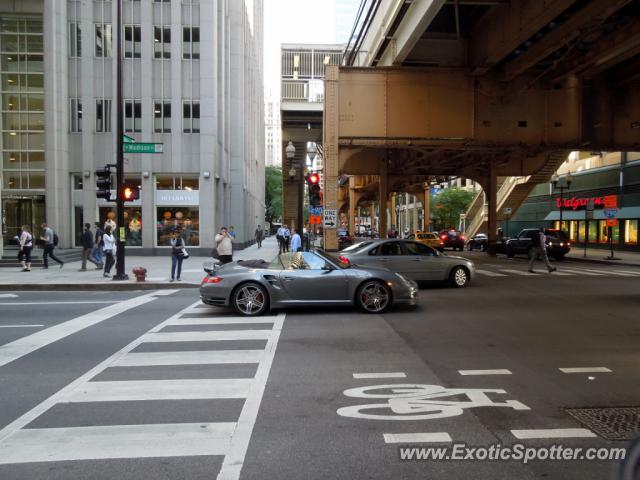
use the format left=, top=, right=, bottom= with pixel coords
left=1, top=195, right=45, bottom=248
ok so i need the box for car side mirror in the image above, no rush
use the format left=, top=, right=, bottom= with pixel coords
left=322, top=263, right=335, bottom=272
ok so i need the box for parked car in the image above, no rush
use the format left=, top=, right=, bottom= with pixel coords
left=438, top=229, right=466, bottom=251
left=339, top=239, right=475, bottom=287
left=338, top=229, right=354, bottom=250
left=408, top=231, right=443, bottom=251
left=466, top=233, right=488, bottom=251
left=200, top=251, right=418, bottom=316
left=505, top=228, right=570, bottom=261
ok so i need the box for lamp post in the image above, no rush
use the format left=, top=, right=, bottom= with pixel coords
left=306, top=142, right=317, bottom=235
left=285, top=141, right=298, bottom=229
left=551, top=172, right=573, bottom=231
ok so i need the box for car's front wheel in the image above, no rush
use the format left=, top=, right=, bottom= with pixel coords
left=450, top=266, right=469, bottom=288
left=232, top=282, right=269, bottom=316
left=356, top=281, right=392, bottom=313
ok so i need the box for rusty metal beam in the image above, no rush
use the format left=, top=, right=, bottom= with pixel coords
left=469, top=0, right=576, bottom=75
left=501, top=0, right=632, bottom=81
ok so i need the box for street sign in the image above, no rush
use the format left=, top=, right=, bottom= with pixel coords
left=606, top=219, right=618, bottom=227
left=309, top=215, right=322, bottom=225
left=603, top=194, right=618, bottom=208
left=603, top=208, right=618, bottom=219
left=324, top=209, right=337, bottom=228
left=124, top=143, right=164, bottom=154
left=122, top=134, right=135, bottom=143
left=309, top=205, right=323, bottom=216
left=502, top=207, right=512, bottom=216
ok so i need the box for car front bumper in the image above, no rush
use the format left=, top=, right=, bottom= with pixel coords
left=394, top=282, right=418, bottom=306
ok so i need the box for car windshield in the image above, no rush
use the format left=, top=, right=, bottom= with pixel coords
left=314, top=249, right=351, bottom=269
left=341, top=241, right=373, bottom=253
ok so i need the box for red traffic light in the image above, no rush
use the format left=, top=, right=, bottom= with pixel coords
left=308, top=173, right=320, bottom=184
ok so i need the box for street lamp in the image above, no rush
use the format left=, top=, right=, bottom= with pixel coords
left=551, top=171, right=573, bottom=231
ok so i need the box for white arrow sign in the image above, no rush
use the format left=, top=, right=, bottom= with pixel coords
left=324, top=209, right=337, bottom=228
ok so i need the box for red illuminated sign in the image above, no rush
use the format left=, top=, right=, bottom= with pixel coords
left=555, top=195, right=618, bottom=211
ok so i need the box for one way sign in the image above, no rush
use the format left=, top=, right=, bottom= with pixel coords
left=324, top=209, right=337, bottom=228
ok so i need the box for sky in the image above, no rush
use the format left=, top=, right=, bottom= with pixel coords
left=263, top=0, right=360, bottom=101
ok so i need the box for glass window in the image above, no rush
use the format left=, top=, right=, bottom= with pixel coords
left=599, top=220, right=619, bottom=244
left=96, top=99, right=111, bottom=133
left=588, top=221, right=598, bottom=242
left=381, top=242, right=402, bottom=256
left=72, top=174, right=83, bottom=190
left=180, top=177, right=199, bottom=190
left=70, top=98, right=82, bottom=133
left=154, top=101, right=171, bottom=133
left=183, top=26, right=199, bottom=59
left=99, top=207, right=143, bottom=247
left=156, top=207, right=200, bottom=246
left=154, top=26, right=170, bottom=59
left=404, top=241, right=435, bottom=256
left=568, top=221, right=577, bottom=242
left=625, top=220, right=638, bottom=245
left=183, top=101, right=200, bottom=133
left=69, top=23, right=81, bottom=57
left=124, top=99, right=141, bottom=132
left=578, top=221, right=585, bottom=243
left=124, top=25, right=141, bottom=58
left=155, top=176, right=174, bottom=190
left=95, top=24, right=112, bottom=58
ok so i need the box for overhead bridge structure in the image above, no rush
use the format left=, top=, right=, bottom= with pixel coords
left=322, top=0, right=640, bottom=250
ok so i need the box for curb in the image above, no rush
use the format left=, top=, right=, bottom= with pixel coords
left=563, top=257, right=640, bottom=268
left=0, top=282, right=200, bottom=292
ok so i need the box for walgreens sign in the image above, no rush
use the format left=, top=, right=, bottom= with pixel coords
left=555, top=194, right=617, bottom=210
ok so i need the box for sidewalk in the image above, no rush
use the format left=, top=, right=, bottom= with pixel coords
left=564, top=246, right=640, bottom=267
left=0, top=237, right=280, bottom=291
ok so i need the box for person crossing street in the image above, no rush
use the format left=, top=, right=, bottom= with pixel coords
left=529, top=227, right=557, bottom=274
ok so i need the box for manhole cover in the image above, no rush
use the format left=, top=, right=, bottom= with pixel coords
left=565, top=407, right=640, bottom=441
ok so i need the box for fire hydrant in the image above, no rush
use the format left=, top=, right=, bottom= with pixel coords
left=132, top=266, right=147, bottom=282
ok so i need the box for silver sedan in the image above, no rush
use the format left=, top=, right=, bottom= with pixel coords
left=200, top=250, right=418, bottom=316
left=339, top=239, right=475, bottom=287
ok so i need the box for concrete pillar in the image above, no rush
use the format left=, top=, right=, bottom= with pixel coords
left=379, top=160, right=388, bottom=239
left=323, top=66, right=339, bottom=250
left=486, top=168, right=498, bottom=255
left=369, top=202, right=376, bottom=235
left=390, top=195, right=396, bottom=231
left=412, top=195, right=419, bottom=232
left=422, top=188, right=430, bottom=231
left=348, top=177, right=356, bottom=236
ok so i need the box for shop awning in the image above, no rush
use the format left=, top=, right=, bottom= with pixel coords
left=544, top=207, right=640, bottom=221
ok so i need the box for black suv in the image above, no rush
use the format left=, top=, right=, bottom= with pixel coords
left=505, top=229, right=570, bottom=261
left=438, top=229, right=466, bottom=251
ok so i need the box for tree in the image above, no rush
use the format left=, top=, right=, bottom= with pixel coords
left=431, top=187, right=474, bottom=231
left=265, top=166, right=283, bottom=225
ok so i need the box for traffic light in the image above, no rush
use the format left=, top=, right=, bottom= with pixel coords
left=95, top=166, right=112, bottom=200
left=120, top=183, right=140, bottom=202
left=307, top=172, right=321, bottom=206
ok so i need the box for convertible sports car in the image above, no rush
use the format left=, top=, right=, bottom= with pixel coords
left=200, top=250, right=418, bottom=316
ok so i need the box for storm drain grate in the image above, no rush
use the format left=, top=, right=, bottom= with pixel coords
left=565, top=407, right=640, bottom=441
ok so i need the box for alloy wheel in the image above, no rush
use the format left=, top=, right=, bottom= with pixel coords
left=452, top=267, right=468, bottom=287
left=359, top=282, right=390, bottom=313
left=234, top=284, right=266, bottom=315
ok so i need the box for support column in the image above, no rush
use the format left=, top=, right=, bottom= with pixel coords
left=486, top=168, right=498, bottom=255
left=369, top=202, right=376, bottom=235
left=379, top=160, right=388, bottom=239
left=412, top=195, right=419, bottom=233
left=348, top=177, right=356, bottom=236
left=390, top=195, right=396, bottom=233
left=323, top=66, right=339, bottom=250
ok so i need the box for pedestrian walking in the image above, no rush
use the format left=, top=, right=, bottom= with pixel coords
left=529, top=227, right=556, bottom=273
left=92, top=222, right=104, bottom=268
left=283, top=225, right=291, bottom=252
left=228, top=226, right=237, bottom=240
left=78, top=223, right=99, bottom=271
left=39, top=223, right=64, bottom=269
left=18, top=225, right=33, bottom=272
left=102, top=225, right=116, bottom=278
left=276, top=225, right=286, bottom=254
left=290, top=228, right=302, bottom=252
left=169, top=229, right=186, bottom=282
left=215, top=227, right=234, bottom=264
left=255, top=225, right=263, bottom=248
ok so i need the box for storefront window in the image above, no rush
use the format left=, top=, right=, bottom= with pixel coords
left=155, top=176, right=174, bottom=190
left=156, top=207, right=199, bottom=246
left=588, top=220, right=598, bottom=242
left=568, top=221, right=577, bottom=242
left=578, top=221, right=585, bottom=243
left=599, top=220, right=619, bottom=244
left=99, top=207, right=142, bottom=247
left=625, top=220, right=638, bottom=245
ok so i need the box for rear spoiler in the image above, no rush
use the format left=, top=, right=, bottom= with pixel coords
left=203, top=261, right=221, bottom=275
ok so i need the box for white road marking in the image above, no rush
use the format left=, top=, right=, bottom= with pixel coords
left=547, top=271, right=575, bottom=276
left=559, top=367, right=612, bottom=374
left=606, top=269, right=640, bottom=275
left=142, top=330, right=272, bottom=342
left=0, top=423, right=236, bottom=464
left=166, top=316, right=277, bottom=326
left=383, top=433, right=452, bottom=444
left=0, top=301, right=119, bottom=305
left=475, top=269, right=507, bottom=277
left=511, top=428, right=596, bottom=439
left=0, top=294, right=18, bottom=298
left=114, top=350, right=264, bottom=367
left=498, top=269, right=538, bottom=276
left=61, top=379, right=252, bottom=402
left=576, top=267, right=640, bottom=277
left=353, top=372, right=407, bottom=379
left=559, top=268, right=604, bottom=276
left=0, top=292, right=159, bottom=368
left=0, top=325, right=43, bottom=328
left=217, top=313, right=285, bottom=480
left=458, top=369, right=512, bottom=376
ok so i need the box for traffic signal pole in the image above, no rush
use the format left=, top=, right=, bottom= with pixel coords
left=113, top=0, right=128, bottom=281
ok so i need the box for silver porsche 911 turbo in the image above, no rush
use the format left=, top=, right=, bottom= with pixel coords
left=200, top=250, right=418, bottom=316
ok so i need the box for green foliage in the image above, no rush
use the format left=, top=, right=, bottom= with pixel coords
left=431, top=187, right=475, bottom=231
left=265, top=166, right=283, bottom=224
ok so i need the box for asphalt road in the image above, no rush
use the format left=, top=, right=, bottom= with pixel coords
left=0, top=254, right=638, bottom=479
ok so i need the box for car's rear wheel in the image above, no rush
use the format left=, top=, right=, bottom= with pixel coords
left=232, top=282, right=269, bottom=316
left=356, top=281, right=391, bottom=313
left=449, top=266, right=469, bottom=288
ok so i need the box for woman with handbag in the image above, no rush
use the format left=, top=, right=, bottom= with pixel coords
left=102, top=226, right=116, bottom=278
left=18, top=225, right=33, bottom=272
left=170, top=229, right=186, bottom=282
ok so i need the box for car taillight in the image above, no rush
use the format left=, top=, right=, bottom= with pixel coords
left=460, top=236, right=465, bottom=240
left=567, top=242, right=570, bottom=246
left=338, top=255, right=350, bottom=265
left=441, top=235, right=446, bottom=240
left=203, top=276, right=223, bottom=284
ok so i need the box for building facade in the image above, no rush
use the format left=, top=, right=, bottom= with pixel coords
left=0, top=0, right=264, bottom=256
left=264, top=100, right=280, bottom=167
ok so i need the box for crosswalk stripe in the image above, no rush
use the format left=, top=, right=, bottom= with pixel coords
left=559, top=268, right=604, bottom=276
left=61, top=378, right=252, bottom=402
left=511, top=428, right=596, bottom=439
left=547, top=271, right=574, bottom=276
left=0, top=423, right=235, bottom=464
left=497, top=269, right=537, bottom=276
left=166, top=317, right=277, bottom=326
left=475, top=269, right=507, bottom=277
left=142, top=330, right=272, bottom=342
left=114, top=349, right=264, bottom=367
left=576, top=267, right=640, bottom=277
left=383, top=432, right=452, bottom=444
